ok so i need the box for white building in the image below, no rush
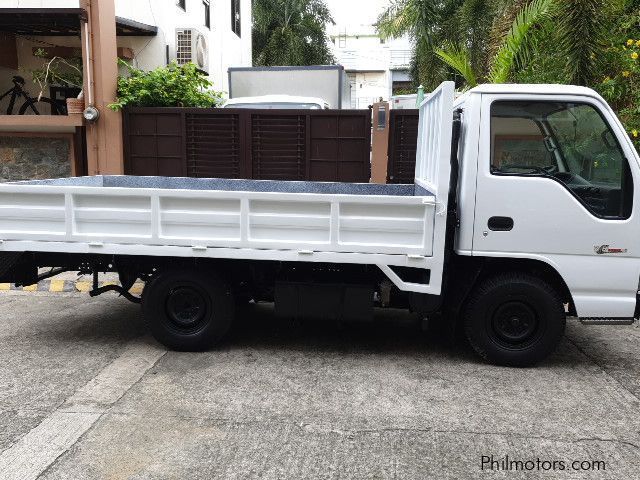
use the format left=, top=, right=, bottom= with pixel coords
left=0, top=0, right=252, bottom=96
left=330, top=24, right=413, bottom=109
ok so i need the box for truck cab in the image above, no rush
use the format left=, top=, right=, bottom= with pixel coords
left=443, top=84, right=640, bottom=365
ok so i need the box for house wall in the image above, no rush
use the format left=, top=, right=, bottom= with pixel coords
left=114, top=0, right=252, bottom=94
left=331, top=25, right=412, bottom=107
left=0, top=0, right=252, bottom=95
left=347, top=71, right=388, bottom=109
left=0, top=0, right=252, bottom=180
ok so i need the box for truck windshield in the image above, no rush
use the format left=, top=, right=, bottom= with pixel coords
left=491, top=101, right=633, bottom=219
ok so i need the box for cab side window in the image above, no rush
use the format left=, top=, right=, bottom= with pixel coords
left=491, top=101, right=634, bottom=219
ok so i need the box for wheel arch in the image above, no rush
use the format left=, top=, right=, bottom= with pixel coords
left=448, top=255, right=576, bottom=320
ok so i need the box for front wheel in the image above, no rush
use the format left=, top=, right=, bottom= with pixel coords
left=142, top=269, right=235, bottom=351
left=463, top=273, right=566, bottom=367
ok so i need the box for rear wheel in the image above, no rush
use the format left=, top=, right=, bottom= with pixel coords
left=463, top=272, right=566, bottom=367
left=142, top=269, right=234, bottom=351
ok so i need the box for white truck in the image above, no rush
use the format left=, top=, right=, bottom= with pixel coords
left=0, top=82, right=637, bottom=367
left=223, top=95, right=330, bottom=110
left=227, top=66, right=352, bottom=109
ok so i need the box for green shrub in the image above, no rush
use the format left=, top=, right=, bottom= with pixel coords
left=109, top=61, right=223, bottom=111
left=592, top=9, right=640, bottom=152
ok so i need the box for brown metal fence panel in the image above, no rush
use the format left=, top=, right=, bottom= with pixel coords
left=123, top=110, right=186, bottom=177
left=309, top=113, right=372, bottom=182
left=387, top=109, right=419, bottom=184
left=123, top=108, right=372, bottom=183
left=186, top=112, right=244, bottom=178
left=251, top=114, right=306, bottom=180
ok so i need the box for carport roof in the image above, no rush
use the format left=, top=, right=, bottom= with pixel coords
left=0, top=8, right=157, bottom=36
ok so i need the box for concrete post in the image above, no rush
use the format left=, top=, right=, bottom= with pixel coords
left=370, top=102, right=390, bottom=184
left=80, top=0, right=123, bottom=175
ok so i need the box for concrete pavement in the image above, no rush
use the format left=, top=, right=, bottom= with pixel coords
left=0, top=290, right=639, bottom=479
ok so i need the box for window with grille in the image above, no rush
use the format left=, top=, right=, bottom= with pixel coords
left=231, top=0, right=241, bottom=37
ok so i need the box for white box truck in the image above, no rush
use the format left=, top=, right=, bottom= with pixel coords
left=0, top=81, right=638, bottom=367
left=228, top=66, right=352, bottom=109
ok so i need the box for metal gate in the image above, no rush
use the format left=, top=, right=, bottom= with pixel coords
left=387, top=109, right=419, bottom=184
left=123, top=108, right=372, bottom=183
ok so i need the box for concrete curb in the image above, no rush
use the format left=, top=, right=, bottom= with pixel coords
left=0, top=280, right=145, bottom=294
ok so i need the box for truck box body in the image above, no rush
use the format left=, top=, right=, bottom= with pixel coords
left=228, top=66, right=352, bottom=110
left=0, top=176, right=437, bottom=293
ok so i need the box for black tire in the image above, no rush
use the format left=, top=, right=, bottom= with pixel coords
left=142, top=269, right=234, bottom=351
left=18, top=97, right=64, bottom=115
left=463, top=272, right=566, bottom=367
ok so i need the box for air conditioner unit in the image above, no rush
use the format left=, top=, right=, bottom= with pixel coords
left=175, top=28, right=209, bottom=73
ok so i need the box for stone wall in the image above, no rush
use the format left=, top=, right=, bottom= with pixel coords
left=0, top=136, right=71, bottom=182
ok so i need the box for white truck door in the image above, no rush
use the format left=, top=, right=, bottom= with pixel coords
left=472, top=93, right=640, bottom=319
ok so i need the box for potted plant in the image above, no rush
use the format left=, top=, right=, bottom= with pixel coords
left=30, top=48, right=84, bottom=114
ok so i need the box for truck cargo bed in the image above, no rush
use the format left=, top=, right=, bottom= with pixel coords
left=19, top=175, right=418, bottom=196
left=0, top=176, right=437, bottom=285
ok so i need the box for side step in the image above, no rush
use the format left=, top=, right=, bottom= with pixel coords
left=580, top=318, right=636, bottom=326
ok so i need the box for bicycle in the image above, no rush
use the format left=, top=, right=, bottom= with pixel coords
left=0, top=75, right=66, bottom=115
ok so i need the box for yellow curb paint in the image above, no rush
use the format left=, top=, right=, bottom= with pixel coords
left=75, top=281, right=92, bottom=292
left=0, top=280, right=146, bottom=296
left=50, top=280, right=65, bottom=292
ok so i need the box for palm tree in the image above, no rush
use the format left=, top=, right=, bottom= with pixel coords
left=376, top=0, right=498, bottom=89
left=436, top=0, right=626, bottom=86
left=554, top=0, right=618, bottom=86
left=252, top=0, right=336, bottom=66
left=436, top=0, right=553, bottom=87
left=380, top=0, right=623, bottom=89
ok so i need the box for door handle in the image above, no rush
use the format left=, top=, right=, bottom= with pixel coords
left=488, top=216, right=514, bottom=232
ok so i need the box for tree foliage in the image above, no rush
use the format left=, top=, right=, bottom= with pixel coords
left=378, top=0, right=640, bottom=146
left=109, top=61, right=223, bottom=111
left=378, top=0, right=627, bottom=88
left=377, top=0, right=499, bottom=89
left=252, top=0, right=336, bottom=66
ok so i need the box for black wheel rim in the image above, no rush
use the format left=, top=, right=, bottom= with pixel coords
left=165, top=285, right=209, bottom=334
left=489, top=301, right=541, bottom=349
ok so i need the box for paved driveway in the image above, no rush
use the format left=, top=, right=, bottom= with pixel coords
left=0, top=290, right=639, bottom=479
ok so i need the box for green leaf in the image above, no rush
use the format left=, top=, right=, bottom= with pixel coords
left=489, top=0, right=554, bottom=84
left=435, top=43, right=478, bottom=87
